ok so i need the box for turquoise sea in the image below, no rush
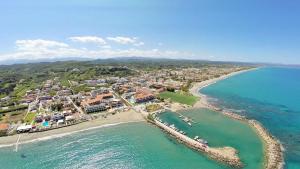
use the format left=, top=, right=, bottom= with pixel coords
left=201, top=67, right=300, bottom=169
left=158, top=109, right=264, bottom=169
left=0, top=122, right=259, bottom=169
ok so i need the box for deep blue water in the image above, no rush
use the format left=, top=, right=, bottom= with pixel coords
left=201, top=67, right=300, bottom=169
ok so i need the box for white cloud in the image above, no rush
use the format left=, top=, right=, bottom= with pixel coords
left=16, top=39, right=69, bottom=51
left=106, top=36, right=138, bottom=44
left=0, top=37, right=195, bottom=62
left=101, top=45, right=111, bottom=49
left=133, top=42, right=145, bottom=47
left=107, top=36, right=145, bottom=47
left=69, top=36, right=106, bottom=45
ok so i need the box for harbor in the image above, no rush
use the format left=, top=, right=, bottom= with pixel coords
left=196, top=99, right=284, bottom=169
left=152, top=114, right=243, bottom=168
left=190, top=68, right=285, bottom=169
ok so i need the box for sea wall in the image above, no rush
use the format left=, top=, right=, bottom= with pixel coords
left=248, top=120, right=284, bottom=169
left=153, top=119, right=243, bottom=168
left=199, top=100, right=284, bottom=169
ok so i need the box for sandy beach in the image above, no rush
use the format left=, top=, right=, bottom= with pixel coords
left=190, top=68, right=257, bottom=108
left=189, top=68, right=284, bottom=169
left=0, top=109, right=145, bottom=147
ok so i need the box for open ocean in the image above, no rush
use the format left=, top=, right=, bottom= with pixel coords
left=201, top=67, right=300, bottom=169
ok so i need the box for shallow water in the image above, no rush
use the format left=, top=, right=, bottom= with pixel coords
left=201, top=67, right=300, bottom=169
left=0, top=122, right=245, bottom=169
left=158, top=109, right=264, bottom=169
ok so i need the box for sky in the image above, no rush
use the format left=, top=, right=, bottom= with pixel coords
left=0, top=0, right=300, bottom=64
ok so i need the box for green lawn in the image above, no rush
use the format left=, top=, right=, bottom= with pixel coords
left=24, top=112, right=36, bottom=124
left=60, top=78, right=71, bottom=87
left=12, top=81, right=37, bottom=100
left=71, top=84, right=92, bottom=94
left=0, top=93, right=7, bottom=99
left=159, top=91, right=198, bottom=106
left=0, top=105, right=28, bottom=114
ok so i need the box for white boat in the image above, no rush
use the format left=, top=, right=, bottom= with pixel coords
left=179, top=130, right=186, bottom=135
left=194, top=136, right=208, bottom=145
left=197, top=139, right=208, bottom=145
left=183, top=117, right=189, bottom=122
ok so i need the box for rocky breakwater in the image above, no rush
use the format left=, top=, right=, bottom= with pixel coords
left=154, top=119, right=243, bottom=168
left=219, top=110, right=284, bottom=169
left=217, top=110, right=284, bottom=169
left=218, top=110, right=284, bottom=169
left=248, top=120, right=284, bottom=169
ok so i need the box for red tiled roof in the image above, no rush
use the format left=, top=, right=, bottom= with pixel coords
left=81, top=93, right=113, bottom=106
left=135, top=89, right=154, bottom=100
left=0, top=123, right=9, bottom=130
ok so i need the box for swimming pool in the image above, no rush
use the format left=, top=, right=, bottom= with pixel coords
left=42, top=121, right=49, bottom=127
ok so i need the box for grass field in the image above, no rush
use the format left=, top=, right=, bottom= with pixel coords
left=159, top=91, right=198, bottom=106
left=24, top=112, right=36, bottom=124
left=71, top=84, right=92, bottom=94
left=0, top=110, right=26, bottom=123
left=60, top=78, right=71, bottom=87
left=0, top=93, right=7, bottom=99
left=12, top=81, right=37, bottom=100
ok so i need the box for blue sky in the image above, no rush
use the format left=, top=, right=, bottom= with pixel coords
left=0, top=0, right=300, bottom=64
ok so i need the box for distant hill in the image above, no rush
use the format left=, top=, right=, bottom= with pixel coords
left=0, top=56, right=264, bottom=67
left=0, top=57, right=92, bottom=65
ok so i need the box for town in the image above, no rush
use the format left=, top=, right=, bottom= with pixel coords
left=0, top=61, right=248, bottom=136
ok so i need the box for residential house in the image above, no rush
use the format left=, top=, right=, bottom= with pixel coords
left=134, top=88, right=155, bottom=103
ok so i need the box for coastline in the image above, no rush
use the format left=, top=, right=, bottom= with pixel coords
left=189, top=68, right=284, bottom=169
left=190, top=68, right=258, bottom=108
left=0, top=109, right=145, bottom=148
left=0, top=67, right=284, bottom=169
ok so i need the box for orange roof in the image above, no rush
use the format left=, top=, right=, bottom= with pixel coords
left=135, top=89, right=154, bottom=100
left=81, top=93, right=113, bottom=106
left=0, top=123, right=9, bottom=130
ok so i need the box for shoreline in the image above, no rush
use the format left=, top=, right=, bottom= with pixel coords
left=0, top=109, right=145, bottom=148
left=189, top=68, right=284, bottom=169
left=0, top=67, right=284, bottom=169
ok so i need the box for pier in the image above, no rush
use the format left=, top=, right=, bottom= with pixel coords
left=153, top=119, right=243, bottom=168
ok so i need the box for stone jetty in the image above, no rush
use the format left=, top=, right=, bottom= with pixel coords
left=219, top=110, right=284, bottom=169
left=154, top=119, right=243, bottom=168
left=248, top=120, right=284, bottom=169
